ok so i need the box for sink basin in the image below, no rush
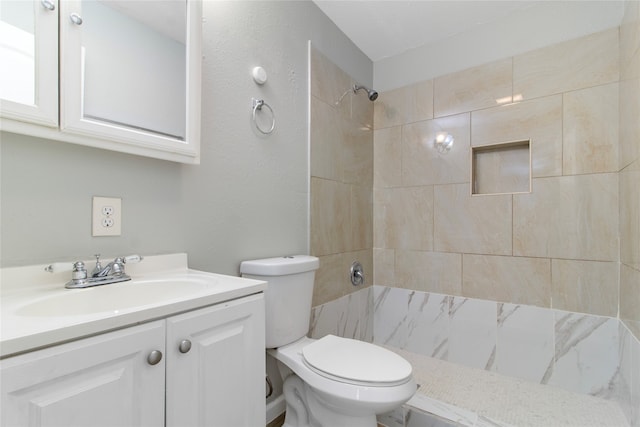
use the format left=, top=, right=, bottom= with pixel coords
left=15, top=277, right=214, bottom=317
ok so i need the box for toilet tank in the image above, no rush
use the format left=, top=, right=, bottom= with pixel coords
left=240, top=255, right=319, bottom=349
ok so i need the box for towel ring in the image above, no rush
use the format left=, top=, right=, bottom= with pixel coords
left=252, top=98, right=275, bottom=135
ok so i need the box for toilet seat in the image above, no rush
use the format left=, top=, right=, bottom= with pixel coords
left=302, top=335, right=412, bottom=387
left=269, top=336, right=417, bottom=419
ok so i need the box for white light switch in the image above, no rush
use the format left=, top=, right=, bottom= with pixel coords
left=92, top=196, right=121, bottom=236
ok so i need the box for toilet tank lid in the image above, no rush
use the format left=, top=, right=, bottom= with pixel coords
left=240, top=255, right=319, bottom=276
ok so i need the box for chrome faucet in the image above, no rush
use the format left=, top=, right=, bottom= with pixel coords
left=93, top=255, right=126, bottom=278
left=46, top=254, right=143, bottom=289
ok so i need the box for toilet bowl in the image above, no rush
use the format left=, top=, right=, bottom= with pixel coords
left=270, top=335, right=416, bottom=426
left=241, top=256, right=416, bottom=427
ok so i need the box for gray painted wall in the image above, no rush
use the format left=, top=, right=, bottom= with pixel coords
left=0, top=0, right=372, bottom=275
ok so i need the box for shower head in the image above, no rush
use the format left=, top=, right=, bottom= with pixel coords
left=353, top=84, right=378, bottom=101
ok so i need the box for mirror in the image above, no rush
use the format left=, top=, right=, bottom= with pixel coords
left=80, top=0, right=187, bottom=140
left=0, top=0, right=200, bottom=163
left=0, top=1, right=36, bottom=106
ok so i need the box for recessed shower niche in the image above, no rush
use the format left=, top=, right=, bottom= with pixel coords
left=471, top=140, right=531, bottom=195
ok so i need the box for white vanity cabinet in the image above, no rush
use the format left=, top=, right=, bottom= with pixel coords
left=0, top=293, right=265, bottom=427
left=0, top=0, right=202, bottom=164
left=166, top=294, right=266, bottom=426
left=0, top=320, right=166, bottom=426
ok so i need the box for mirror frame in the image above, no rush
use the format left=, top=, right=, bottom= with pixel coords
left=1, top=0, right=202, bottom=164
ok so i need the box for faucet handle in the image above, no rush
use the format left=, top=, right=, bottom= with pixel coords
left=123, top=254, right=143, bottom=264
left=71, top=261, right=88, bottom=281
left=45, top=262, right=73, bottom=273
left=91, top=254, right=103, bottom=276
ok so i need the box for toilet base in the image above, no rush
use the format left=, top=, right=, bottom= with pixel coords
left=281, top=374, right=377, bottom=427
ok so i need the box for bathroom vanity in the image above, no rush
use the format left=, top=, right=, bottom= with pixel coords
left=0, top=254, right=266, bottom=427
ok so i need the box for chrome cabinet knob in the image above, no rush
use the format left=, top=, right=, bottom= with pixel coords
left=41, top=0, right=55, bottom=11
left=69, top=13, right=83, bottom=25
left=178, top=339, right=192, bottom=354
left=147, top=350, right=162, bottom=365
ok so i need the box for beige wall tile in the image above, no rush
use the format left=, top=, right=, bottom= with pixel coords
left=373, top=80, right=434, bottom=130
left=563, top=83, right=619, bottom=175
left=350, top=184, right=373, bottom=252
left=396, top=250, right=462, bottom=296
left=402, top=113, right=470, bottom=186
left=471, top=95, right=562, bottom=178
left=620, top=0, right=640, bottom=80
left=374, top=127, right=402, bottom=188
left=619, top=76, right=640, bottom=170
left=310, top=46, right=351, bottom=118
left=551, top=259, right=619, bottom=316
left=313, top=253, right=345, bottom=306
left=374, top=86, right=405, bottom=129
left=620, top=263, right=640, bottom=327
left=405, top=80, right=434, bottom=124
left=434, top=58, right=512, bottom=118
left=310, top=177, right=351, bottom=256
left=344, top=126, right=373, bottom=186
left=310, top=96, right=345, bottom=181
left=463, top=254, right=551, bottom=307
left=620, top=159, right=640, bottom=270
left=434, top=183, right=512, bottom=255
left=374, top=248, right=395, bottom=286
left=513, top=28, right=619, bottom=100
left=513, top=174, right=619, bottom=261
left=373, top=187, right=391, bottom=249
left=376, top=186, right=434, bottom=250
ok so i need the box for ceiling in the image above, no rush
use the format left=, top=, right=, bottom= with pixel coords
left=312, top=1, right=602, bottom=62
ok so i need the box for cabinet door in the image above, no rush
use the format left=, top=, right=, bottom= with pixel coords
left=166, top=294, right=266, bottom=427
left=59, top=0, right=201, bottom=161
left=0, top=321, right=165, bottom=427
left=0, top=0, right=58, bottom=127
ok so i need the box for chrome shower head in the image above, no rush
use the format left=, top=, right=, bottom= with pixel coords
left=353, top=84, right=378, bottom=101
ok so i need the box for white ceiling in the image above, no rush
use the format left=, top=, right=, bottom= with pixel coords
left=312, top=0, right=621, bottom=63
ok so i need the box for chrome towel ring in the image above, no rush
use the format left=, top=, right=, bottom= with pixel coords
left=252, top=98, right=275, bottom=135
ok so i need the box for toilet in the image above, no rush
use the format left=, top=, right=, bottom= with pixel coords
left=240, top=255, right=416, bottom=427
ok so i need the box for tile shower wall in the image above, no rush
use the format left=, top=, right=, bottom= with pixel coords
left=373, top=27, right=622, bottom=318
left=309, top=13, right=639, bottom=426
left=370, top=23, right=639, bottom=425
left=309, top=46, right=374, bottom=307
left=619, top=0, right=640, bottom=342
left=619, top=2, right=640, bottom=424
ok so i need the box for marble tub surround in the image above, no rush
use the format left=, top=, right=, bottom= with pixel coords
left=308, top=285, right=640, bottom=426
left=371, top=285, right=640, bottom=427
left=309, top=286, right=373, bottom=343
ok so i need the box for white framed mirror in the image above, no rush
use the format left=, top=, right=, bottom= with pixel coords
left=1, top=0, right=201, bottom=164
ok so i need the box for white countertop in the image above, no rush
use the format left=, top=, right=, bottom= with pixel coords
left=0, top=254, right=267, bottom=358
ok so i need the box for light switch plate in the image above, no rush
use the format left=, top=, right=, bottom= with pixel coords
left=92, top=196, right=121, bottom=236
